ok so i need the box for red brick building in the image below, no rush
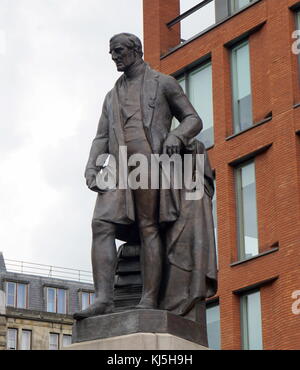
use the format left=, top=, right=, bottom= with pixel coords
left=143, top=0, right=300, bottom=350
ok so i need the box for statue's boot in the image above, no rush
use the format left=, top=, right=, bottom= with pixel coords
left=73, top=299, right=114, bottom=320
left=136, top=224, right=162, bottom=310
left=73, top=220, right=117, bottom=321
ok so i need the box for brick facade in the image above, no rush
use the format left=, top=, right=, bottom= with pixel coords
left=143, top=0, right=300, bottom=350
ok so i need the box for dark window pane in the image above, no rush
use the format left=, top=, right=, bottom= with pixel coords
left=196, top=126, right=214, bottom=149
left=241, top=162, right=258, bottom=258
left=6, top=282, right=16, bottom=307
left=7, top=328, right=17, bottom=350
left=189, top=63, right=214, bottom=148
left=238, top=94, right=252, bottom=130
left=231, top=40, right=253, bottom=133
left=21, top=330, right=31, bottom=350
left=241, top=291, right=263, bottom=350
left=17, top=284, right=27, bottom=309
left=49, top=333, right=59, bottom=350
left=82, top=292, right=89, bottom=310
left=63, top=335, right=72, bottom=347
left=47, top=288, right=56, bottom=313
left=57, top=289, right=66, bottom=314
left=206, top=304, right=221, bottom=350
left=236, top=161, right=258, bottom=259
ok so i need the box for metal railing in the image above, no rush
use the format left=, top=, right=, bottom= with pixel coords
left=167, top=0, right=214, bottom=28
left=4, top=259, right=93, bottom=284
left=167, top=0, right=216, bottom=43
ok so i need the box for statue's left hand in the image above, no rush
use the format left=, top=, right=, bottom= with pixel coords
left=163, top=134, right=182, bottom=156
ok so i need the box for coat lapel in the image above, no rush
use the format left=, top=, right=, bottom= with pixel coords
left=111, top=77, right=125, bottom=146
left=141, top=65, right=159, bottom=129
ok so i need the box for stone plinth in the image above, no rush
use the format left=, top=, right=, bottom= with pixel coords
left=71, top=309, right=208, bottom=349
left=64, top=332, right=209, bottom=350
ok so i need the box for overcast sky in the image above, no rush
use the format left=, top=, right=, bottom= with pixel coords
left=0, top=0, right=144, bottom=271
left=0, top=0, right=213, bottom=273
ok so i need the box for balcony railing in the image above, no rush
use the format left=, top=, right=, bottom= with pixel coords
left=166, top=0, right=259, bottom=50
left=3, top=259, right=93, bottom=284
left=167, top=0, right=216, bottom=43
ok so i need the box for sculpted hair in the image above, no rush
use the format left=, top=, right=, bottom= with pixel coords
left=110, top=33, right=144, bottom=58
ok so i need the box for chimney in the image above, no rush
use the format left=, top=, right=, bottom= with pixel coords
left=0, top=252, right=6, bottom=272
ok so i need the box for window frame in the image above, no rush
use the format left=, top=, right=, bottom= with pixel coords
left=81, top=291, right=95, bottom=311
left=46, top=287, right=68, bottom=314
left=240, top=289, right=263, bottom=350
left=62, top=334, right=72, bottom=348
left=230, top=38, right=253, bottom=134
left=235, top=159, right=259, bottom=261
left=21, top=329, right=32, bottom=350
left=7, top=328, right=18, bottom=350
left=49, top=332, right=59, bottom=350
left=5, top=281, right=28, bottom=309
left=172, top=59, right=214, bottom=148
left=206, top=301, right=221, bottom=350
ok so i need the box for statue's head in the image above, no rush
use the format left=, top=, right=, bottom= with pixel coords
left=109, top=33, right=143, bottom=72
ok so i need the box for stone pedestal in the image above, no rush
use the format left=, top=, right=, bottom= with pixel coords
left=68, top=309, right=209, bottom=350
left=65, top=332, right=209, bottom=350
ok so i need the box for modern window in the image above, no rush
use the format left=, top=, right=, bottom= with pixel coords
left=240, top=290, right=263, bottom=350
left=81, top=291, right=95, bottom=311
left=172, top=61, right=214, bottom=148
left=180, top=0, right=216, bottom=41
left=229, top=0, right=253, bottom=13
left=21, top=330, right=32, bottom=350
left=46, top=287, right=67, bottom=314
left=62, top=334, right=72, bottom=347
left=7, top=328, right=18, bottom=350
left=235, top=160, right=259, bottom=259
left=49, top=333, right=59, bottom=350
left=206, top=303, right=221, bottom=350
left=6, top=281, right=28, bottom=309
left=231, top=39, right=253, bottom=133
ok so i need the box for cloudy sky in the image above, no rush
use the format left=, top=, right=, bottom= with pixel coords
left=0, top=0, right=144, bottom=271
left=0, top=0, right=213, bottom=273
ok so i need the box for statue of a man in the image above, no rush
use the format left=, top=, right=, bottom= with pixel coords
left=74, top=33, right=217, bottom=320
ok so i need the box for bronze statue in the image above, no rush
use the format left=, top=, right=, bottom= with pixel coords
left=73, top=33, right=217, bottom=322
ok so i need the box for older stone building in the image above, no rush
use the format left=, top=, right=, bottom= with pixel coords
left=0, top=247, right=143, bottom=350
left=0, top=252, right=94, bottom=350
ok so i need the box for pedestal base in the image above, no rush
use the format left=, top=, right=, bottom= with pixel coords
left=71, top=309, right=208, bottom=347
left=64, top=332, right=209, bottom=350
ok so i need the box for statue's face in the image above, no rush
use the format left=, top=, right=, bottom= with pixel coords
left=109, top=37, right=137, bottom=72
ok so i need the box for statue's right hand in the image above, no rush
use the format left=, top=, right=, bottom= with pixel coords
left=85, top=169, right=98, bottom=189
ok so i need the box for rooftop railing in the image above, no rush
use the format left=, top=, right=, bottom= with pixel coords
left=3, top=258, right=93, bottom=284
